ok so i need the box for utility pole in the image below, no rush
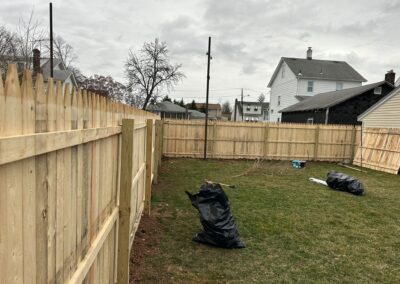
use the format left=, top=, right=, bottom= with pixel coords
left=49, top=2, right=54, bottom=78
left=234, top=98, right=237, bottom=121
left=241, top=88, right=244, bottom=121
left=203, top=36, right=212, bottom=160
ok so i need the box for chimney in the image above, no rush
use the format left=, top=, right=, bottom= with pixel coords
left=385, top=70, right=395, bottom=85
left=306, top=47, right=312, bottom=60
left=32, top=48, right=41, bottom=75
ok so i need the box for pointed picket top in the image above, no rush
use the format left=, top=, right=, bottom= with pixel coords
left=64, top=83, right=72, bottom=131
left=55, top=81, right=64, bottom=131
left=35, top=73, right=47, bottom=133
left=77, top=88, right=83, bottom=130
left=21, top=70, right=35, bottom=134
left=47, top=78, right=57, bottom=132
left=3, top=64, right=22, bottom=136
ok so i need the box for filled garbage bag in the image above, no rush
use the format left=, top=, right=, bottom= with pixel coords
left=326, top=171, right=365, bottom=196
left=185, top=183, right=245, bottom=248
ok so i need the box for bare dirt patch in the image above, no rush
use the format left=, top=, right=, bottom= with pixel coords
left=129, top=181, right=168, bottom=283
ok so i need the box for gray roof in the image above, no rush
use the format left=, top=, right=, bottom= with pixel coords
left=188, top=109, right=206, bottom=119
left=268, top=57, right=367, bottom=87
left=40, top=58, right=77, bottom=86
left=358, top=85, right=400, bottom=121
left=280, top=81, right=390, bottom=113
left=147, top=101, right=187, bottom=113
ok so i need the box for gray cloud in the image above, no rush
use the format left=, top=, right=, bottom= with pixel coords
left=0, top=0, right=399, bottom=104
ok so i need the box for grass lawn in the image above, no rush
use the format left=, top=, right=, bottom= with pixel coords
left=131, top=159, right=400, bottom=283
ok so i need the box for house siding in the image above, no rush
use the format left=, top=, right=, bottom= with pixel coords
left=269, top=61, right=362, bottom=123
left=361, top=89, right=400, bottom=128
left=282, top=110, right=326, bottom=124
left=282, top=84, right=394, bottom=125
left=269, top=62, right=298, bottom=122
left=297, top=79, right=361, bottom=97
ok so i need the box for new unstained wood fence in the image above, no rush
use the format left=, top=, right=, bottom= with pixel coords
left=353, top=128, right=400, bottom=174
left=0, top=65, right=163, bottom=283
left=162, top=120, right=361, bottom=161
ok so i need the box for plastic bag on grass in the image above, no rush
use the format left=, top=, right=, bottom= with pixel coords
left=185, top=183, right=245, bottom=249
left=326, top=171, right=365, bottom=196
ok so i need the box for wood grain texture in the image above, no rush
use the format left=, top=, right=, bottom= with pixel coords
left=0, top=64, right=160, bottom=284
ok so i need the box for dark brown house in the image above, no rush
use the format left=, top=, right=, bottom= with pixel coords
left=280, top=77, right=395, bottom=125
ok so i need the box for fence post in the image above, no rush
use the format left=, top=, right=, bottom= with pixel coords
left=158, top=120, right=164, bottom=166
left=153, top=120, right=160, bottom=184
left=212, top=121, right=217, bottom=158
left=117, top=118, right=135, bottom=284
left=314, top=125, right=320, bottom=161
left=263, top=123, right=269, bottom=159
left=349, top=126, right=357, bottom=161
left=145, top=119, right=154, bottom=216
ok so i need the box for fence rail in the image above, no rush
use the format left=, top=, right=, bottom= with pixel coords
left=162, top=120, right=361, bottom=161
left=0, top=65, right=162, bottom=284
left=353, top=127, right=400, bottom=174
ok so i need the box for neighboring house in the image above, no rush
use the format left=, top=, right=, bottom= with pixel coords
left=188, top=109, right=206, bottom=120
left=147, top=101, right=188, bottom=119
left=268, top=47, right=367, bottom=122
left=280, top=77, right=395, bottom=125
left=358, top=86, right=400, bottom=128
left=232, top=100, right=270, bottom=122
left=1, top=49, right=78, bottom=90
left=188, top=103, right=222, bottom=119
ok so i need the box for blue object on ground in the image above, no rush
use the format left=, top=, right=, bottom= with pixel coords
left=292, top=160, right=306, bottom=169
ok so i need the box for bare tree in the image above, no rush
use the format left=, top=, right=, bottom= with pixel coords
left=258, top=93, right=266, bottom=103
left=125, top=38, right=185, bottom=110
left=0, top=26, right=18, bottom=73
left=16, top=10, right=46, bottom=69
left=222, top=101, right=232, bottom=113
left=81, top=74, right=130, bottom=103
left=51, top=35, right=77, bottom=68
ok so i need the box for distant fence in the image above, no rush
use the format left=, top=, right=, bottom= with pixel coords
left=162, top=120, right=361, bottom=161
left=0, top=65, right=162, bottom=283
left=353, top=128, right=400, bottom=174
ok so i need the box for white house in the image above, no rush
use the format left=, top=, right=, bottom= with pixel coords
left=231, top=100, right=269, bottom=122
left=267, top=47, right=367, bottom=122
left=358, top=86, right=400, bottom=128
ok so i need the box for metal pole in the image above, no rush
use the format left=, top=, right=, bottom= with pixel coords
left=241, top=88, right=244, bottom=121
left=204, top=36, right=211, bottom=160
left=49, top=2, right=54, bottom=78
left=234, top=98, right=237, bottom=121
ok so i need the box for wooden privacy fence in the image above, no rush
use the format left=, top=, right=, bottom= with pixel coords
left=0, top=65, right=163, bottom=284
left=353, top=127, right=400, bottom=174
left=162, top=120, right=361, bottom=161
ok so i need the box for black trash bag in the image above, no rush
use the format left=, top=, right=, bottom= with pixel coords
left=326, top=171, right=365, bottom=196
left=185, top=183, right=245, bottom=249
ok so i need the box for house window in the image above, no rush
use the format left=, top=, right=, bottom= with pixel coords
left=307, top=81, right=314, bottom=92
left=307, top=118, right=314, bottom=124
left=278, top=96, right=281, bottom=106
left=281, top=64, right=286, bottom=78
left=374, top=87, right=382, bottom=95
left=254, top=107, right=258, bottom=111
left=336, top=82, right=343, bottom=90
left=271, top=109, right=274, bottom=114
left=246, top=105, right=250, bottom=111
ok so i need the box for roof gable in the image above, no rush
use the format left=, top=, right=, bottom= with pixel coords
left=268, top=57, right=367, bottom=87
left=358, top=85, right=400, bottom=121
left=280, top=81, right=393, bottom=113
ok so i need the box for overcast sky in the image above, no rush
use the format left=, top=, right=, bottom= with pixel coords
left=1, top=0, right=399, bottom=105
